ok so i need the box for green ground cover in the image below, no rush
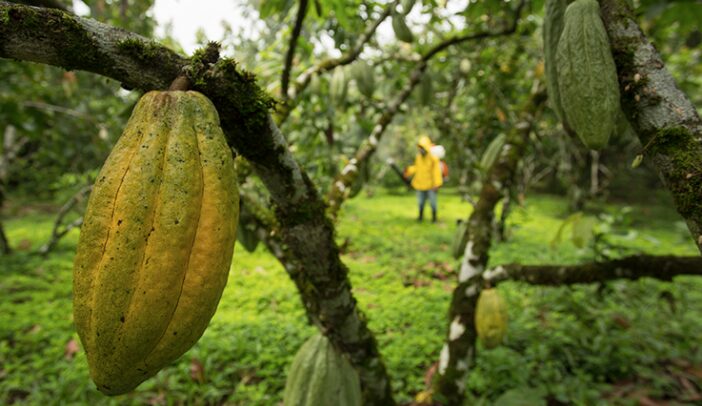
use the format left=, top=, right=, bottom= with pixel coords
left=1, top=189, right=701, bottom=405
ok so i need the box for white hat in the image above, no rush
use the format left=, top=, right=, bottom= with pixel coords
left=430, top=145, right=445, bottom=159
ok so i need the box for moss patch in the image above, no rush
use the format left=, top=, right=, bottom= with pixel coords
left=116, top=37, right=161, bottom=64
left=649, top=127, right=702, bottom=219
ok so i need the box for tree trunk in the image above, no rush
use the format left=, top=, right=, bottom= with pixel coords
left=433, top=81, right=547, bottom=405
left=600, top=0, right=702, bottom=253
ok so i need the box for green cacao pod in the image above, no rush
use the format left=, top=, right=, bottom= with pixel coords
left=330, top=67, right=348, bottom=106
left=556, top=0, right=620, bottom=150
left=392, top=12, right=414, bottom=43
left=475, top=288, right=508, bottom=349
left=419, top=73, right=433, bottom=106
left=73, top=91, right=239, bottom=395
left=543, top=0, right=569, bottom=124
left=352, top=61, right=375, bottom=99
left=283, top=334, right=362, bottom=406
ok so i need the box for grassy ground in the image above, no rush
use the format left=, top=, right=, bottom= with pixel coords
left=1, top=188, right=701, bottom=405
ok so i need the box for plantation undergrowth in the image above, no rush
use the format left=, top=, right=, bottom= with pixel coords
left=1, top=189, right=701, bottom=405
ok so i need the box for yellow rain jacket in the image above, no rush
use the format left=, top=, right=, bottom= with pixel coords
left=405, top=136, right=443, bottom=191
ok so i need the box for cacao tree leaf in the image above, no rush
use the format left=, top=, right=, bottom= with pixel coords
left=392, top=12, right=414, bottom=43
left=480, top=133, right=507, bottom=171
left=631, top=154, right=643, bottom=169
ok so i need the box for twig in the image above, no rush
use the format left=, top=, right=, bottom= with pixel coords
left=280, top=0, right=309, bottom=101
left=38, top=184, right=92, bottom=256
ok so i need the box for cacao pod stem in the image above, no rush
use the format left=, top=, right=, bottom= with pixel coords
left=169, top=75, right=191, bottom=91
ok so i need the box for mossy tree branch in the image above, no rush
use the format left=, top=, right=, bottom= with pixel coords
left=0, top=3, right=395, bottom=404
left=483, top=255, right=702, bottom=286
left=8, top=0, right=68, bottom=12
left=599, top=0, right=702, bottom=254
left=326, top=0, right=526, bottom=219
left=433, top=80, right=547, bottom=405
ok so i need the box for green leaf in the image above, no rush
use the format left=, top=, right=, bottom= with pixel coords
left=631, top=154, right=643, bottom=169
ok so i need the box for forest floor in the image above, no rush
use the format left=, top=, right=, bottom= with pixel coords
left=1, top=188, right=701, bottom=405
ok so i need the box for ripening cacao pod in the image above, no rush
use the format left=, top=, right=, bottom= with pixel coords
left=392, top=12, right=414, bottom=43
left=475, top=288, right=508, bottom=349
left=283, top=334, right=362, bottom=406
left=556, top=0, right=620, bottom=150
left=543, top=0, right=569, bottom=124
left=73, top=91, right=239, bottom=395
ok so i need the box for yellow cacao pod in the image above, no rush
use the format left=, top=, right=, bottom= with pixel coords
left=73, top=91, right=239, bottom=395
left=475, top=288, right=508, bottom=349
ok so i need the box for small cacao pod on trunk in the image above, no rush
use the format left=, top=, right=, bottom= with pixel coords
left=475, top=288, right=508, bottom=349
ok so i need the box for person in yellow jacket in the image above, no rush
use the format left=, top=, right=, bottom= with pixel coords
left=404, top=135, right=443, bottom=222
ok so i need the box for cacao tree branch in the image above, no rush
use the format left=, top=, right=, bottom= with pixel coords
left=0, top=4, right=395, bottom=404
left=280, top=0, right=309, bottom=101
left=276, top=0, right=399, bottom=124
left=37, top=184, right=92, bottom=256
left=482, top=255, right=702, bottom=286
left=433, top=79, right=547, bottom=405
left=420, top=0, right=526, bottom=63
left=599, top=0, right=702, bottom=253
left=326, top=2, right=527, bottom=219
left=8, top=0, right=68, bottom=12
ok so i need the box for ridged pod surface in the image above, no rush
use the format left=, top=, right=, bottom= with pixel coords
left=543, top=0, right=568, bottom=123
left=556, top=0, right=620, bottom=150
left=475, top=288, right=508, bottom=349
left=283, top=334, right=362, bottom=406
left=73, top=91, right=239, bottom=395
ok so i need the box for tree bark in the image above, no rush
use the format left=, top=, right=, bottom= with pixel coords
left=433, top=81, right=547, bottom=405
left=599, top=0, right=702, bottom=253
left=0, top=4, right=395, bottom=403
left=483, top=255, right=702, bottom=286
